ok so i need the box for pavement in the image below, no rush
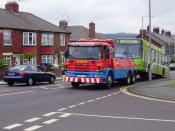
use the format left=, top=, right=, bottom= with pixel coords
left=127, top=71, right=175, bottom=101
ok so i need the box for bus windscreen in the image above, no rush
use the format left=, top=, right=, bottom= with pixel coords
left=115, top=40, right=142, bottom=58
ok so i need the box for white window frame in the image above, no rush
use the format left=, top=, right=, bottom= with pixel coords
left=23, top=57, right=36, bottom=65
left=4, top=55, right=12, bottom=67
left=41, top=55, right=54, bottom=64
left=23, top=32, right=37, bottom=46
left=60, top=51, right=65, bottom=64
left=3, top=30, right=12, bottom=45
left=60, top=34, right=66, bottom=46
left=41, top=33, right=54, bottom=46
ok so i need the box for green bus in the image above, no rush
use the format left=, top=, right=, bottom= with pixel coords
left=115, top=38, right=169, bottom=79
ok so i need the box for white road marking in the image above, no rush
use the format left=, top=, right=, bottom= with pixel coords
left=107, top=94, right=113, bottom=97
left=58, top=108, right=67, bottom=111
left=25, top=117, right=41, bottom=123
left=0, top=90, right=11, bottom=93
left=0, top=91, right=34, bottom=97
left=24, top=125, right=42, bottom=131
left=43, top=112, right=58, bottom=117
left=101, top=96, right=107, bottom=99
left=43, top=119, right=59, bottom=125
left=59, top=112, right=175, bottom=123
left=87, top=100, right=94, bottom=102
left=78, top=102, right=86, bottom=105
left=3, top=123, right=22, bottom=130
left=95, top=98, right=102, bottom=100
left=59, top=113, right=72, bottom=118
left=68, top=105, right=77, bottom=108
left=113, top=92, right=121, bottom=95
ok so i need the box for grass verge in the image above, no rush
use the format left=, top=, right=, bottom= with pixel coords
left=167, top=82, right=175, bottom=88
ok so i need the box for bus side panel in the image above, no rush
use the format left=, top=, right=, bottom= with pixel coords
left=113, top=69, right=128, bottom=79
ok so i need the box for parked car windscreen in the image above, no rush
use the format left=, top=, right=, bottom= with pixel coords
left=10, top=65, right=28, bottom=71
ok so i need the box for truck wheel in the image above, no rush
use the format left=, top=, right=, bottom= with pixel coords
left=8, top=82, right=14, bottom=86
left=105, top=73, right=113, bottom=89
left=131, top=72, right=136, bottom=84
left=126, top=72, right=131, bottom=85
left=71, top=82, right=80, bottom=88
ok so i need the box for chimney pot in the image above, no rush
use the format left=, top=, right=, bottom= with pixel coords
left=153, top=27, right=160, bottom=34
left=59, top=20, right=68, bottom=29
left=161, top=29, right=165, bottom=35
left=89, top=22, right=96, bottom=38
left=140, top=29, right=147, bottom=37
left=5, top=1, right=19, bottom=13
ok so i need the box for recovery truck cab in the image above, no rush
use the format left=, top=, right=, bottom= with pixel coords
left=63, top=39, right=136, bottom=88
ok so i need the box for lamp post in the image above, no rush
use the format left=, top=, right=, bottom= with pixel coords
left=148, top=0, right=152, bottom=81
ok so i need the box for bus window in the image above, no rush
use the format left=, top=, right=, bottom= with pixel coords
left=159, top=53, right=162, bottom=64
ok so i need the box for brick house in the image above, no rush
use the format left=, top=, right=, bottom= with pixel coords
left=59, top=20, right=106, bottom=41
left=138, top=26, right=175, bottom=59
left=0, top=1, right=71, bottom=68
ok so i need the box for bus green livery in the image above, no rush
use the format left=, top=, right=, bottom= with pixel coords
left=116, top=38, right=169, bottom=79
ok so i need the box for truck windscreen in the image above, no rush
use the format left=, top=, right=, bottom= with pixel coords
left=69, top=46, right=101, bottom=60
left=115, top=43, right=142, bottom=58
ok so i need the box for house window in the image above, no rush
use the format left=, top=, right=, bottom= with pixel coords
left=42, top=33, right=54, bottom=46
left=3, top=30, right=12, bottom=45
left=60, top=51, right=65, bottom=64
left=42, top=55, right=54, bottom=64
left=23, top=57, right=36, bottom=65
left=23, top=32, right=37, bottom=45
left=60, top=34, right=66, bottom=46
left=4, top=55, right=12, bottom=67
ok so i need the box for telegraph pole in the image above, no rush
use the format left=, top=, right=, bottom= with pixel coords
left=149, top=0, right=152, bottom=81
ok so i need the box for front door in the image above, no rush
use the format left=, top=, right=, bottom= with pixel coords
left=15, top=56, right=21, bottom=66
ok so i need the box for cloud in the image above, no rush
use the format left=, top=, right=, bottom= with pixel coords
left=0, top=0, right=175, bottom=33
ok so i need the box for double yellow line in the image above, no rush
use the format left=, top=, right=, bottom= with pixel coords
left=120, top=81, right=175, bottom=104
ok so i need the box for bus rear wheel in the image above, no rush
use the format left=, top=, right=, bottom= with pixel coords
left=71, top=82, right=80, bottom=88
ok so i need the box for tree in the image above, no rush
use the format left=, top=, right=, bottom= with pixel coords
left=22, top=53, right=35, bottom=64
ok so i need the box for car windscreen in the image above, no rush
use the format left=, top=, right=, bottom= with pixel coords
left=115, top=43, right=142, bottom=58
left=68, top=46, right=101, bottom=60
left=10, top=65, right=28, bottom=71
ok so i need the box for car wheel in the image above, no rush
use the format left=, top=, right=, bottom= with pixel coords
left=8, top=82, right=14, bottom=86
left=26, top=78, right=33, bottom=86
left=71, top=82, right=80, bottom=88
left=49, top=76, right=55, bottom=84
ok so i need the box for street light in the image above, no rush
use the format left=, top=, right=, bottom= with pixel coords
left=148, top=0, right=152, bottom=81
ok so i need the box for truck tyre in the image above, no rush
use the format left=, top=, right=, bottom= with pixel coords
left=8, top=82, right=14, bottom=86
left=131, top=72, right=136, bottom=84
left=125, top=72, right=131, bottom=85
left=105, top=73, right=113, bottom=89
left=71, top=82, right=80, bottom=88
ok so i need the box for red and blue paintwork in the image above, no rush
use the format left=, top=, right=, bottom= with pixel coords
left=64, top=40, right=136, bottom=84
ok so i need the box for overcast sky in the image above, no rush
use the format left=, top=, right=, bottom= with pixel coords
left=0, top=0, right=175, bottom=34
